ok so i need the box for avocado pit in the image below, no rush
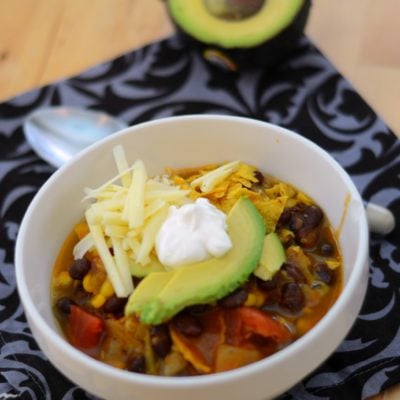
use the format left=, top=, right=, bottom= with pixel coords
left=203, top=0, right=265, bottom=21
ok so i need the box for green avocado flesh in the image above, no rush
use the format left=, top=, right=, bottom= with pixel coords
left=125, top=197, right=266, bottom=324
left=254, top=232, right=286, bottom=281
left=167, top=0, right=306, bottom=48
left=130, top=257, right=166, bottom=278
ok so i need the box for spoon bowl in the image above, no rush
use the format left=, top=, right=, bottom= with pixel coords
left=23, top=106, right=128, bottom=168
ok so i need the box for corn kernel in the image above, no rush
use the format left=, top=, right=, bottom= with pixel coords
left=100, top=279, right=115, bottom=298
left=56, top=271, right=73, bottom=287
left=245, top=293, right=256, bottom=307
left=245, top=293, right=263, bottom=307
left=91, top=294, right=106, bottom=308
left=83, top=274, right=95, bottom=293
left=244, top=291, right=265, bottom=308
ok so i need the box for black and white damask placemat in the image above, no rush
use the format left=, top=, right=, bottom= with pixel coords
left=0, top=34, right=399, bottom=400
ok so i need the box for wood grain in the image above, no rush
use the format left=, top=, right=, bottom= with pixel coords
left=0, top=0, right=399, bottom=138
left=0, top=0, right=173, bottom=99
left=0, top=2, right=398, bottom=396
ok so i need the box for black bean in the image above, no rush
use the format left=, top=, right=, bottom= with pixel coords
left=282, top=262, right=307, bottom=283
left=313, top=262, right=336, bottom=285
left=302, top=205, right=323, bottom=230
left=150, top=324, right=172, bottom=358
left=69, top=258, right=91, bottom=280
left=283, top=204, right=323, bottom=236
left=219, top=288, right=248, bottom=308
left=289, top=215, right=304, bottom=231
left=253, top=170, right=264, bottom=185
left=56, top=297, right=75, bottom=314
left=103, top=295, right=128, bottom=314
left=186, top=304, right=209, bottom=315
left=173, top=313, right=203, bottom=338
left=257, top=275, right=278, bottom=291
left=129, top=355, right=146, bottom=373
left=278, top=208, right=292, bottom=226
left=321, top=243, right=334, bottom=256
left=279, top=282, right=304, bottom=313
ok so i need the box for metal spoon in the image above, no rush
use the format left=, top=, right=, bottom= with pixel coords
left=23, top=106, right=128, bottom=169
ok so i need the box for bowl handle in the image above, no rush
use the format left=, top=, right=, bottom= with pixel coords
left=365, top=202, right=395, bottom=235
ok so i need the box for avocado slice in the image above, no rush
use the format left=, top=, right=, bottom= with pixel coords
left=166, top=0, right=311, bottom=68
left=130, top=257, right=166, bottom=278
left=254, top=232, right=286, bottom=281
left=125, top=197, right=266, bottom=324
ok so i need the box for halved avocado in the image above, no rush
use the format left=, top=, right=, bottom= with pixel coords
left=166, top=0, right=312, bottom=69
left=125, top=197, right=266, bottom=324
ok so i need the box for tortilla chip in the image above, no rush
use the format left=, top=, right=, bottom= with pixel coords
left=252, top=196, right=288, bottom=233
left=265, top=182, right=296, bottom=199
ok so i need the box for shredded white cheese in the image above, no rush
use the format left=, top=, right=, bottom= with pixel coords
left=73, top=146, right=193, bottom=298
left=190, top=160, right=240, bottom=192
left=113, top=144, right=131, bottom=188
left=126, top=159, right=147, bottom=229
left=72, top=233, right=94, bottom=260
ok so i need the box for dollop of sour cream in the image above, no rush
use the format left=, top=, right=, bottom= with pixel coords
left=155, top=198, right=232, bottom=269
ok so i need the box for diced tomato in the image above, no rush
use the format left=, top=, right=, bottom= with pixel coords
left=227, top=307, right=291, bottom=345
left=67, top=305, right=105, bottom=349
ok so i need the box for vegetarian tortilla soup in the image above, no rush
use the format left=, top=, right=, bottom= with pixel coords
left=51, top=146, right=342, bottom=376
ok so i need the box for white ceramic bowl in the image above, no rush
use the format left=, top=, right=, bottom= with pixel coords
left=15, top=115, right=369, bottom=400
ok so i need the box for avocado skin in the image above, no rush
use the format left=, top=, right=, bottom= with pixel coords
left=168, top=0, right=311, bottom=69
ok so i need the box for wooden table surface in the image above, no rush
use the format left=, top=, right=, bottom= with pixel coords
left=0, top=1, right=398, bottom=398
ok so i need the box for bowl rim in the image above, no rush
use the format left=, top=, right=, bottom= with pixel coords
left=15, top=114, right=369, bottom=389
